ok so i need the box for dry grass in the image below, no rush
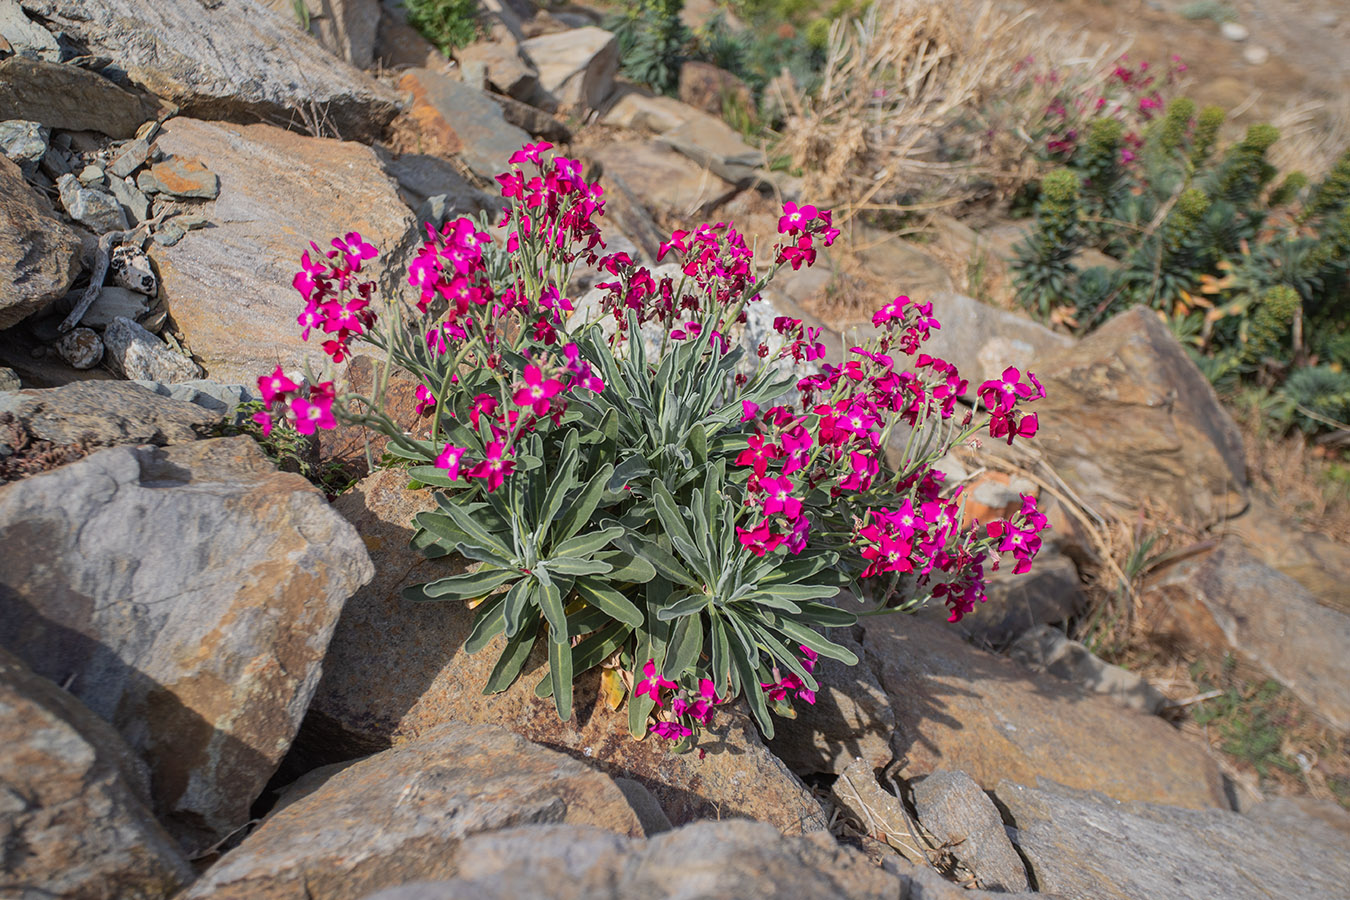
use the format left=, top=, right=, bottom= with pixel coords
left=1231, top=402, right=1350, bottom=540
left=1268, top=95, right=1350, bottom=183
left=768, top=0, right=1123, bottom=217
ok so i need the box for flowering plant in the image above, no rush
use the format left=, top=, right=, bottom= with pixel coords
left=255, top=143, right=1048, bottom=750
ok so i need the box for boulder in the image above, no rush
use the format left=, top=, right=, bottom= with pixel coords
left=1009, top=625, right=1167, bottom=714
left=0, top=117, right=47, bottom=173
left=601, top=88, right=704, bottom=134
left=377, top=149, right=497, bottom=214
left=361, top=820, right=902, bottom=900
left=0, top=646, right=195, bottom=900
left=397, top=68, right=530, bottom=181
left=265, top=0, right=382, bottom=69
left=294, top=468, right=829, bottom=836
left=1223, top=495, right=1350, bottom=612
left=0, top=0, right=59, bottom=60
left=180, top=722, right=645, bottom=900
left=63, top=285, right=152, bottom=330
left=0, top=436, right=374, bottom=850
left=519, top=26, right=618, bottom=112
left=863, top=615, right=1228, bottom=809
left=0, top=380, right=218, bottom=446
left=493, top=91, right=572, bottom=143
left=144, top=118, right=414, bottom=384
left=911, top=769, right=1029, bottom=892
left=103, top=316, right=205, bottom=383
left=17, top=0, right=401, bottom=141
left=55, top=327, right=105, bottom=369
left=1144, top=537, right=1350, bottom=731
left=57, top=173, right=129, bottom=232
left=679, top=60, right=753, bottom=119
left=997, top=779, right=1350, bottom=900
left=373, top=9, right=444, bottom=70
left=0, top=155, right=80, bottom=329
left=0, top=56, right=152, bottom=138
left=912, top=291, right=1076, bottom=384
left=587, top=140, right=738, bottom=221
left=1028, top=305, right=1247, bottom=526
left=656, top=115, right=766, bottom=186
left=456, top=39, right=539, bottom=100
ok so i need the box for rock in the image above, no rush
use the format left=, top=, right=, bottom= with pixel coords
left=587, top=140, right=738, bottom=221
left=397, top=68, right=531, bottom=182
left=379, top=149, right=496, bottom=214
left=863, top=615, right=1228, bottom=808
left=361, top=820, right=902, bottom=900
left=109, top=243, right=159, bottom=296
left=1246, top=795, right=1350, bottom=845
left=914, top=549, right=1085, bottom=647
left=293, top=468, right=829, bottom=836
left=0, top=155, right=81, bottom=328
left=996, top=779, right=1350, bottom=900
left=1225, top=497, right=1350, bottom=610
left=1220, top=21, right=1249, bottom=41
left=136, top=156, right=220, bottom=199
left=1243, top=43, right=1269, bottom=65
left=68, top=286, right=152, bottom=329
left=587, top=163, right=668, bottom=261
left=493, top=91, right=572, bottom=143
left=180, top=722, right=645, bottom=900
left=58, top=173, right=129, bottom=233
left=0, top=366, right=19, bottom=390
left=108, top=174, right=151, bottom=224
left=315, top=354, right=423, bottom=482
left=0, top=436, right=374, bottom=849
left=766, top=631, right=895, bottom=777
left=78, top=163, right=105, bottom=185
left=38, top=141, right=73, bottom=179
left=1027, top=306, right=1247, bottom=527
left=520, top=26, right=618, bottom=113
left=679, top=60, right=753, bottom=119
left=0, top=56, right=152, bottom=138
left=0, top=117, right=46, bottom=172
left=145, top=118, right=414, bottom=383
left=911, top=770, right=1030, bottom=892
left=0, top=0, right=59, bottom=60
left=656, top=115, right=766, bottom=185
left=456, top=40, right=539, bottom=100
left=913, top=291, right=1075, bottom=384
left=0, top=646, right=195, bottom=900
left=0, top=380, right=219, bottom=445
left=267, top=0, right=382, bottom=69
left=104, top=316, right=203, bottom=383
left=135, top=378, right=258, bottom=421
left=19, top=0, right=401, bottom=142
left=374, top=8, right=444, bottom=69
left=601, top=88, right=703, bottom=133
left=1009, top=625, right=1167, bottom=714
left=55, top=326, right=105, bottom=369
left=1143, top=537, right=1350, bottom=731
left=108, top=135, right=154, bottom=179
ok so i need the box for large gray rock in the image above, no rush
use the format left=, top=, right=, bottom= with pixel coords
left=911, top=770, right=1029, bottom=892
left=587, top=139, right=738, bottom=220
left=264, top=0, right=382, bottom=69
left=520, top=26, right=618, bottom=112
left=17, top=0, right=401, bottom=141
left=0, top=380, right=220, bottom=445
left=181, top=722, right=646, bottom=900
left=361, top=820, right=902, bottom=900
left=104, top=316, right=205, bottom=383
left=145, top=118, right=414, bottom=383
left=57, top=172, right=130, bottom=232
left=1145, top=537, right=1350, bottom=731
left=0, top=56, right=152, bottom=138
left=396, top=67, right=531, bottom=182
left=1009, top=625, right=1167, bottom=714
left=0, top=0, right=59, bottom=60
left=0, top=155, right=80, bottom=329
left=997, top=779, right=1350, bottom=900
left=0, top=647, right=195, bottom=900
left=0, top=117, right=47, bottom=172
left=912, top=290, right=1076, bottom=384
left=0, top=437, right=375, bottom=851
left=656, top=115, right=765, bottom=185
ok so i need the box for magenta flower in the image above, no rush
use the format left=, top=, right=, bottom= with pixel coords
left=635, top=659, right=678, bottom=707
left=434, top=444, right=465, bottom=480
left=741, top=400, right=760, bottom=422
left=333, top=232, right=378, bottom=272
left=414, top=385, right=437, bottom=416
left=251, top=410, right=274, bottom=436
left=509, top=141, right=554, bottom=165
left=512, top=364, right=563, bottom=416
left=736, top=518, right=784, bottom=556
left=289, top=391, right=337, bottom=435
left=467, top=441, right=516, bottom=493
left=651, top=720, right=693, bottom=742
left=258, top=366, right=299, bottom=405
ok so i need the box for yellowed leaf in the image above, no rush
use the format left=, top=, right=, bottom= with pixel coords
left=601, top=667, right=627, bottom=710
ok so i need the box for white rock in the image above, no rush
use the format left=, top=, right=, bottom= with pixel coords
left=1220, top=21, right=1249, bottom=41
left=1243, top=44, right=1269, bottom=65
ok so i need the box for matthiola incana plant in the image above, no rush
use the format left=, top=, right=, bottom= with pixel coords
left=255, top=142, right=1049, bottom=751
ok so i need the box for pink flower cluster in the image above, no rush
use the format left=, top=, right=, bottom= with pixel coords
left=635, top=660, right=724, bottom=743
left=775, top=201, right=840, bottom=270
left=761, top=646, right=819, bottom=704
left=253, top=366, right=338, bottom=437
left=977, top=366, right=1045, bottom=444
left=294, top=232, right=379, bottom=364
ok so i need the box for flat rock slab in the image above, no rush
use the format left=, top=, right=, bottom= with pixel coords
left=0, top=56, right=152, bottom=138
left=656, top=115, right=765, bottom=185
left=1029, top=305, right=1247, bottom=527
left=17, top=0, right=401, bottom=141
left=520, top=26, right=618, bottom=112
left=363, top=820, right=901, bottom=900
left=0, top=154, right=80, bottom=329
left=0, top=379, right=219, bottom=445
left=911, top=290, right=1076, bottom=384
left=0, top=436, right=374, bottom=851
left=181, top=721, right=645, bottom=900
left=911, top=769, right=1029, bottom=892
left=296, top=468, right=829, bottom=836
left=147, top=118, right=414, bottom=383
left=397, top=68, right=530, bottom=182
left=997, top=779, right=1350, bottom=900
left=1147, top=537, right=1350, bottom=731
left=587, top=139, right=738, bottom=221
left=0, top=646, right=194, bottom=900
left=863, top=616, right=1228, bottom=809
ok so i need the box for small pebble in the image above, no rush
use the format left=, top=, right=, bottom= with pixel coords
left=56, top=327, right=105, bottom=370
left=1243, top=44, right=1269, bottom=65
left=79, top=164, right=105, bottom=186
left=1220, top=21, right=1249, bottom=41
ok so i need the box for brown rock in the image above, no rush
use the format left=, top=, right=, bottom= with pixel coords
left=146, top=118, right=414, bottom=384
left=181, top=722, right=645, bottom=900
left=678, top=60, right=753, bottom=119
left=0, top=56, right=151, bottom=138
left=296, top=468, right=829, bottom=835
left=397, top=68, right=530, bottom=181
left=600, top=88, right=704, bottom=134
left=864, top=615, right=1228, bottom=809
left=0, top=437, right=374, bottom=850
left=911, top=769, right=1030, bottom=892
left=1029, top=306, right=1247, bottom=527
left=493, top=91, right=572, bottom=143
left=520, top=26, right=618, bottom=113
left=587, top=140, right=738, bottom=223
left=1223, top=495, right=1350, bottom=613
left=656, top=114, right=766, bottom=185
left=317, top=355, right=426, bottom=483
left=0, top=647, right=194, bottom=900
left=136, top=156, right=220, bottom=199
left=456, top=39, right=539, bottom=100
left=0, top=380, right=219, bottom=447
left=0, top=155, right=81, bottom=329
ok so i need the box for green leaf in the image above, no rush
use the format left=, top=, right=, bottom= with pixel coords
left=652, top=479, right=703, bottom=575
left=796, top=602, right=859, bottom=628
left=613, top=534, right=698, bottom=588
left=734, top=592, right=802, bottom=614
left=483, top=612, right=539, bottom=693
left=758, top=552, right=841, bottom=585
left=546, top=557, right=614, bottom=576
left=534, top=430, right=578, bottom=546
left=747, top=621, right=819, bottom=693
left=727, top=623, right=773, bottom=737
left=417, top=566, right=519, bottom=600
left=574, top=576, right=645, bottom=627
left=772, top=616, right=859, bottom=665
left=665, top=610, right=704, bottom=680
left=502, top=579, right=534, bottom=639
left=606, top=454, right=651, bottom=494
left=744, top=583, right=840, bottom=602
left=563, top=620, right=630, bottom=679
left=534, top=567, right=568, bottom=641
left=464, top=592, right=509, bottom=653
left=655, top=592, right=710, bottom=621
left=592, top=549, right=657, bottom=584
left=422, top=503, right=513, bottom=561
left=708, top=613, right=732, bottom=697
left=553, top=462, right=615, bottom=546
left=552, top=525, right=624, bottom=559
left=548, top=632, right=574, bottom=720
left=406, top=466, right=462, bottom=488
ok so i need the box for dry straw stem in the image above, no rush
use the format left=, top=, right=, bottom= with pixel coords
left=770, top=0, right=1120, bottom=215
left=1270, top=95, right=1350, bottom=184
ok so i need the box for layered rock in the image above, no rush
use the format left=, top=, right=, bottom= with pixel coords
left=0, top=436, right=374, bottom=850
left=0, top=56, right=153, bottom=138
left=0, top=380, right=219, bottom=446
left=0, top=154, right=80, bottom=329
